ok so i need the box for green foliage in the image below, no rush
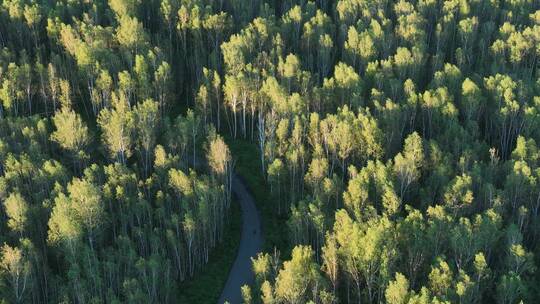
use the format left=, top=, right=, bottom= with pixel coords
left=51, top=108, right=91, bottom=164
left=1, top=0, right=540, bottom=302
left=274, top=246, right=323, bottom=303
left=97, top=93, right=135, bottom=164
left=3, top=192, right=28, bottom=235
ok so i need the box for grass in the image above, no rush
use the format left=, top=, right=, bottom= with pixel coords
left=224, top=136, right=292, bottom=259
left=177, top=198, right=241, bottom=304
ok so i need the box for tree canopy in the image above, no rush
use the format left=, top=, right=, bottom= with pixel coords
left=0, top=0, right=539, bottom=303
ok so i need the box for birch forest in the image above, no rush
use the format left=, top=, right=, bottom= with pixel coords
left=0, top=0, right=539, bottom=303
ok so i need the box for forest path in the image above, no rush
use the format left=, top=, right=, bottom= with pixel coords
left=218, top=175, right=263, bottom=304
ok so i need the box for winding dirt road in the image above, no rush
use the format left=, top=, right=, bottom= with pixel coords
left=218, top=175, right=263, bottom=304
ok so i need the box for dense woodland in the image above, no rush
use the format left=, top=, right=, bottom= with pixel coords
left=0, top=0, right=539, bottom=303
